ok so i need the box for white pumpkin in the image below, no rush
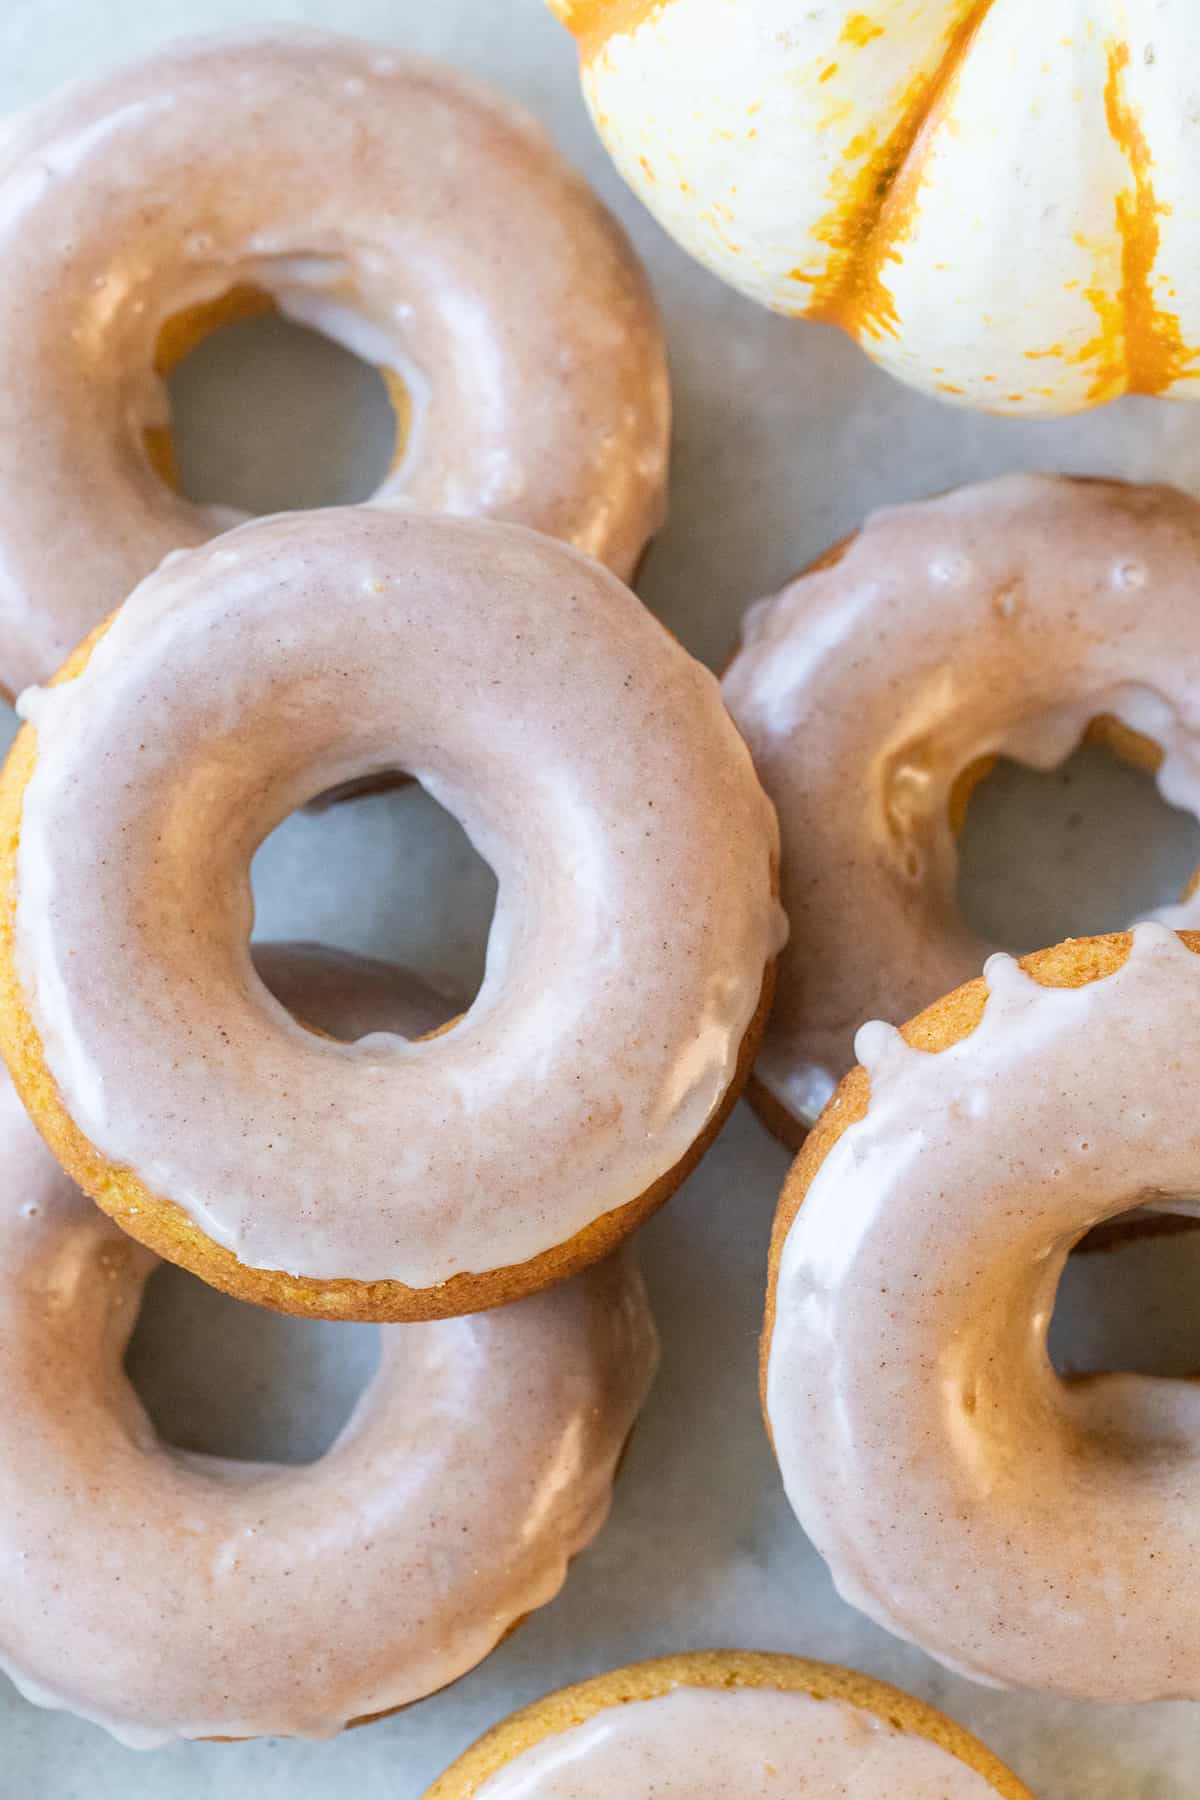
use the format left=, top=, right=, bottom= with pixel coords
left=549, top=0, right=1200, bottom=414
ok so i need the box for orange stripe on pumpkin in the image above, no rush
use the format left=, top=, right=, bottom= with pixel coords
left=792, top=0, right=995, bottom=344
left=1083, top=39, right=1197, bottom=398
left=549, top=0, right=676, bottom=60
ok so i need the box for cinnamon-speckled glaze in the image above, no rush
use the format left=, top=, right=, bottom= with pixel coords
left=425, top=1651, right=1033, bottom=1798
left=766, top=923, right=1200, bottom=1702
left=0, top=28, right=670, bottom=694
left=723, top=474, right=1200, bottom=1133
left=0, top=945, right=658, bottom=1747
left=7, top=507, right=784, bottom=1303
left=468, top=1687, right=1003, bottom=1797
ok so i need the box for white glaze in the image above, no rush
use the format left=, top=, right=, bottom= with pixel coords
left=767, top=922, right=1200, bottom=1701
left=471, top=1686, right=1002, bottom=1797
left=13, top=507, right=785, bottom=1290
left=0, top=945, right=657, bottom=1746
left=722, top=474, right=1200, bottom=1130
left=0, top=28, right=669, bottom=693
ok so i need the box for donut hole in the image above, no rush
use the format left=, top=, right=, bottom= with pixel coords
left=250, top=778, right=498, bottom=1010
left=149, top=288, right=403, bottom=514
left=956, top=723, right=1200, bottom=950
left=1050, top=1221, right=1200, bottom=1378
left=0, top=700, right=16, bottom=761
left=125, top=1263, right=381, bottom=1465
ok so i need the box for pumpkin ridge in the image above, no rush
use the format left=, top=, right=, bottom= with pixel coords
left=792, top=0, right=996, bottom=345
left=1093, top=37, right=1198, bottom=399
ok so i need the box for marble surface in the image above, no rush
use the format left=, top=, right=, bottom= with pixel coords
left=3, top=1, right=1200, bottom=1793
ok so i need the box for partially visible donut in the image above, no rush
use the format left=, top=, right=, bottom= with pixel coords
left=0, top=29, right=670, bottom=695
left=0, top=944, right=658, bottom=1745
left=722, top=475, right=1200, bottom=1142
left=764, top=923, right=1200, bottom=1701
left=424, top=1650, right=1035, bottom=1798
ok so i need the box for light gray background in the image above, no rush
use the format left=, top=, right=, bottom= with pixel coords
left=2, top=1, right=1200, bottom=1794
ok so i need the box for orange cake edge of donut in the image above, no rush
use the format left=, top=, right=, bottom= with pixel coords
left=758, top=929, right=1200, bottom=1417
left=0, top=622, right=777, bottom=1323
left=422, top=1649, right=1034, bottom=1799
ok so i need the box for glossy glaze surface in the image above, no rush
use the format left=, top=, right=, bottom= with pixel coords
left=0, top=28, right=669, bottom=691
left=0, top=946, right=658, bottom=1745
left=723, top=474, right=1200, bottom=1127
left=767, top=923, right=1200, bottom=1700
left=471, top=1686, right=1001, bottom=1797
left=14, top=508, right=784, bottom=1285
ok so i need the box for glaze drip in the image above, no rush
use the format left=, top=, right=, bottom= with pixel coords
left=723, top=474, right=1200, bottom=1128
left=768, top=922, right=1200, bottom=1700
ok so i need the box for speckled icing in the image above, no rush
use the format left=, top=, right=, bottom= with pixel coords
left=722, top=475, right=1200, bottom=1128
left=470, top=1686, right=1000, bottom=1798
left=0, top=944, right=657, bottom=1746
left=13, top=507, right=784, bottom=1289
left=0, top=28, right=669, bottom=693
left=766, top=922, right=1200, bottom=1702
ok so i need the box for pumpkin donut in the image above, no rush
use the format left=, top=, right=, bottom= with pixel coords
left=764, top=922, right=1200, bottom=1702
left=0, top=942, right=658, bottom=1746
left=0, top=507, right=784, bottom=1322
left=722, top=473, right=1200, bottom=1144
left=424, top=1650, right=1034, bottom=1798
left=0, top=27, right=669, bottom=696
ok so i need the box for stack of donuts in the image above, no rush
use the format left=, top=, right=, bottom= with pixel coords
left=0, top=15, right=1192, bottom=1799
left=0, top=31, right=784, bottom=1749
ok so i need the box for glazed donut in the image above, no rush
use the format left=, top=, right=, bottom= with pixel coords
left=0, top=29, right=670, bottom=696
left=722, top=474, right=1200, bottom=1141
left=0, top=942, right=658, bottom=1746
left=764, top=922, right=1200, bottom=1702
left=0, top=507, right=784, bottom=1322
left=424, top=1650, right=1034, bottom=1798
